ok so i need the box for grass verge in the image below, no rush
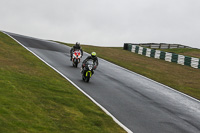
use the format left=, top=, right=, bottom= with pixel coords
left=0, top=32, right=126, bottom=133
left=58, top=42, right=200, bottom=100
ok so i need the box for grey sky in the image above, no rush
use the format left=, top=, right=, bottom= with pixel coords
left=1, top=0, right=200, bottom=48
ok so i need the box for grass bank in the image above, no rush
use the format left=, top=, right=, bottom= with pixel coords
left=59, top=42, right=200, bottom=100
left=0, top=32, right=126, bottom=133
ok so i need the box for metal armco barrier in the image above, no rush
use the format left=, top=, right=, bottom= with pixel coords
left=124, top=44, right=200, bottom=69
left=124, top=43, right=192, bottom=49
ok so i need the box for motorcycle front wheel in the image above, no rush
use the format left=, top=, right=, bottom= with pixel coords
left=85, top=76, right=90, bottom=82
left=82, top=74, right=90, bottom=82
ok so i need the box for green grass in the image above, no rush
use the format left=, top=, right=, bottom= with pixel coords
left=58, top=42, right=200, bottom=100
left=0, top=32, right=126, bottom=133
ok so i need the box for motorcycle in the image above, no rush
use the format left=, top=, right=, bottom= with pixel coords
left=72, top=50, right=81, bottom=67
left=81, top=59, right=97, bottom=82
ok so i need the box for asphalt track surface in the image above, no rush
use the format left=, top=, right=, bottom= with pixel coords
left=4, top=31, right=200, bottom=133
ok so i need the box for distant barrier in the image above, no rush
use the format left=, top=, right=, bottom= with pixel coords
left=124, top=43, right=192, bottom=49
left=124, top=44, right=200, bottom=69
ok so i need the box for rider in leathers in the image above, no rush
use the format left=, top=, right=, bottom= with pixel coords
left=81, top=52, right=98, bottom=74
left=70, top=42, right=83, bottom=60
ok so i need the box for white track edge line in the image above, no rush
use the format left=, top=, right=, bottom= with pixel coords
left=2, top=31, right=133, bottom=133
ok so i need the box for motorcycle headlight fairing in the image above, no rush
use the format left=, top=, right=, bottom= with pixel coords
left=88, top=65, right=93, bottom=70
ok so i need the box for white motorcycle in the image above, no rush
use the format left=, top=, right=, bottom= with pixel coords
left=72, top=50, right=81, bottom=67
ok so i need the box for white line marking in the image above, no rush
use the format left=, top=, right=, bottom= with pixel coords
left=2, top=31, right=133, bottom=133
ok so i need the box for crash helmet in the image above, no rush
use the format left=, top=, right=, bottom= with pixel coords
left=75, top=42, right=80, bottom=47
left=91, top=52, right=96, bottom=57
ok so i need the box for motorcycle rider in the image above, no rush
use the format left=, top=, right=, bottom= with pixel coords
left=70, top=42, right=83, bottom=61
left=81, top=52, right=98, bottom=73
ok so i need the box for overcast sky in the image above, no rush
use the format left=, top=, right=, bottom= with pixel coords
left=1, top=0, right=200, bottom=48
